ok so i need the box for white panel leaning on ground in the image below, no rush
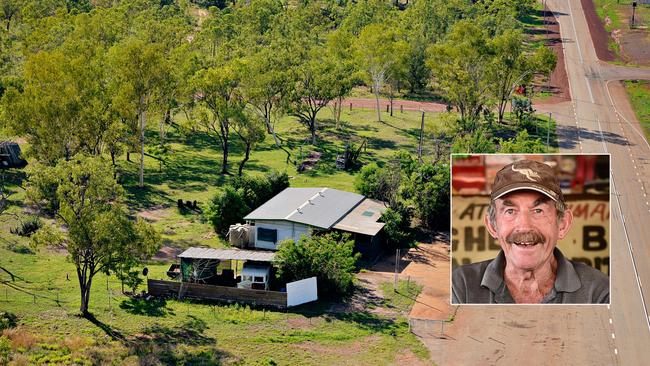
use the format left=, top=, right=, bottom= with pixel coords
left=286, top=277, right=318, bottom=307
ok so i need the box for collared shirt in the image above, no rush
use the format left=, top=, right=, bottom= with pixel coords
left=452, top=248, right=610, bottom=304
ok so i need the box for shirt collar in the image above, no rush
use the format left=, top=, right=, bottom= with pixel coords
left=480, top=247, right=582, bottom=299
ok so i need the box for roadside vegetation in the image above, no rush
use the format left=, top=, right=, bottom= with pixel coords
left=624, top=80, right=650, bottom=140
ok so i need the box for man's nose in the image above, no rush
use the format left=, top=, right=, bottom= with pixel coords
left=514, top=210, right=534, bottom=229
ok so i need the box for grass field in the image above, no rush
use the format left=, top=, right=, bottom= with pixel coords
left=0, top=245, right=430, bottom=365
left=0, top=100, right=560, bottom=364
left=624, top=80, right=650, bottom=140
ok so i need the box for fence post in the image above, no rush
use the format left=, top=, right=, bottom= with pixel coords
left=33, top=294, right=36, bottom=304
left=386, top=104, right=389, bottom=113
left=400, top=105, right=403, bottom=113
left=349, top=103, right=352, bottom=111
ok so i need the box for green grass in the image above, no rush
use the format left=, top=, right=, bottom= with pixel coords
left=378, top=280, right=423, bottom=315
left=0, top=246, right=430, bottom=365
left=624, top=80, right=650, bottom=140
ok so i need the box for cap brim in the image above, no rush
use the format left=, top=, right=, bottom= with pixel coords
left=492, top=183, right=559, bottom=202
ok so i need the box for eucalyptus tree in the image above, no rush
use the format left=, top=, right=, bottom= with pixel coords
left=27, top=155, right=160, bottom=315
left=189, top=61, right=245, bottom=175
left=356, top=23, right=404, bottom=123
left=427, top=20, right=493, bottom=129
left=108, top=38, right=169, bottom=188
left=489, top=29, right=556, bottom=124
left=286, top=48, right=340, bottom=145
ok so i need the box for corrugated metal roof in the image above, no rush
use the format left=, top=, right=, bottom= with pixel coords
left=244, top=188, right=365, bottom=229
left=333, top=198, right=387, bottom=236
left=178, top=247, right=276, bottom=262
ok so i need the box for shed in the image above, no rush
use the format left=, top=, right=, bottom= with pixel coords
left=178, top=247, right=275, bottom=285
left=243, top=187, right=387, bottom=258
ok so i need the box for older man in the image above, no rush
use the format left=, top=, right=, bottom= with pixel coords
left=452, top=159, right=609, bottom=304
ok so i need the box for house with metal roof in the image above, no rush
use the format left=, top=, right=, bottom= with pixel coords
left=243, top=187, right=387, bottom=258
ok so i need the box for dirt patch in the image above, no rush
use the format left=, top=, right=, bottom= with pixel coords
left=293, top=335, right=380, bottom=357
left=619, top=29, right=650, bottom=66
left=582, top=0, right=617, bottom=61
left=402, top=244, right=452, bottom=321
left=341, top=98, right=447, bottom=113
left=152, top=246, right=183, bottom=261
left=394, top=349, right=431, bottom=366
left=137, top=205, right=170, bottom=222
left=536, top=10, right=571, bottom=104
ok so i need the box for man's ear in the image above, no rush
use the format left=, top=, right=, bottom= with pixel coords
left=557, top=209, right=574, bottom=239
left=484, top=213, right=498, bottom=239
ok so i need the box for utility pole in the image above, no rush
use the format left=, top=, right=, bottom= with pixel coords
left=394, top=248, right=400, bottom=291
left=632, top=2, right=638, bottom=27
left=547, top=112, right=552, bottom=152
left=418, top=111, right=425, bottom=163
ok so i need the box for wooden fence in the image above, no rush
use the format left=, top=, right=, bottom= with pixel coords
left=147, top=279, right=287, bottom=308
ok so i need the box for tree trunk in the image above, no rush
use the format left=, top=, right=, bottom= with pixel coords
left=221, top=136, right=229, bottom=174
left=126, top=151, right=130, bottom=162
left=310, top=117, right=317, bottom=145
left=374, top=90, right=382, bottom=123
left=335, top=96, right=343, bottom=129
left=139, top=108, right=145, bottom=188
left=238, top=142, right=251, bottom=176
left=78, top=273, right=93, bottom=315
left=498, top=98, right=507, bottom=124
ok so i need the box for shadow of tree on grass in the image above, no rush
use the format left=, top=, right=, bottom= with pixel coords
left=119, top=297, right=175, bottom=317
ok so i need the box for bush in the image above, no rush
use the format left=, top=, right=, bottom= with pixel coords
left=274, top=233, right=360, bottom=297
left=7, top=242, right=34, bottom=254
left=205, top=171, right=289, bottom=236
left=402, top=162, right=450, bottom=229
left=380, top=202, right=415, bottom=248
left=204, top=186, right=251, bottom=236
left=498, top=130, right=547, bottom=153
left=0, top=312, right=17, bottom=331
left=354, top=162, right=401, bottom=205
left=10, top=216, right=42, bottom=237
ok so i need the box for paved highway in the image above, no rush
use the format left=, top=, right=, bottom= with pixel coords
left=542, top=0, right=650, bottom=364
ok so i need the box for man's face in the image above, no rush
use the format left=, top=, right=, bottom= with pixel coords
left=485, top=190, right=573, bottom=271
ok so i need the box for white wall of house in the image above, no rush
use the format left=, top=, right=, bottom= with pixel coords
left=252, top=220, right=311, bottom=250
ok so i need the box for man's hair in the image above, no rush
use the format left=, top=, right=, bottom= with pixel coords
left=487, top=197, right=566, bottom=229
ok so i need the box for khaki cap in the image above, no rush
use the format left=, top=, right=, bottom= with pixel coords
left=491, top=159, right=563, bottom=202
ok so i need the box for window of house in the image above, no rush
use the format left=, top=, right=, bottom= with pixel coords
left=257, top=227, right=277, bottom=243
left=254, top=276, right=264, bottom=283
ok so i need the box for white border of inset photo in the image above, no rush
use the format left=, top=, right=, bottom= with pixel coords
left=449, top=153, right=611, bottom=305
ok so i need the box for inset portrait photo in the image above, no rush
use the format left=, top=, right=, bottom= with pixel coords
left=451, top=154, right=610, bottom=304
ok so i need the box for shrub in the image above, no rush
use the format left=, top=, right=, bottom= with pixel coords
left=275, top=233, right=360, bottom=297
left=380, top=202, right=415, bottom=248
left=204, top=186, right=250, bottom=236
left=0, top=312, right=17, bottom=331
left=10, top=216, right=42, bottom=237
left=7, top=242, right=34, bottom=254
left=205, top=171, right=289, bottom=236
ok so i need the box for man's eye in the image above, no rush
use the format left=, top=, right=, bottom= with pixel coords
left=505, top=209, right=515, bottom=215
left=533, top=208, right=543, bottom=214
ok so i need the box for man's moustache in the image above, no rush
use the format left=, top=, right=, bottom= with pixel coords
left=506, top=230, right=546, bottom=244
